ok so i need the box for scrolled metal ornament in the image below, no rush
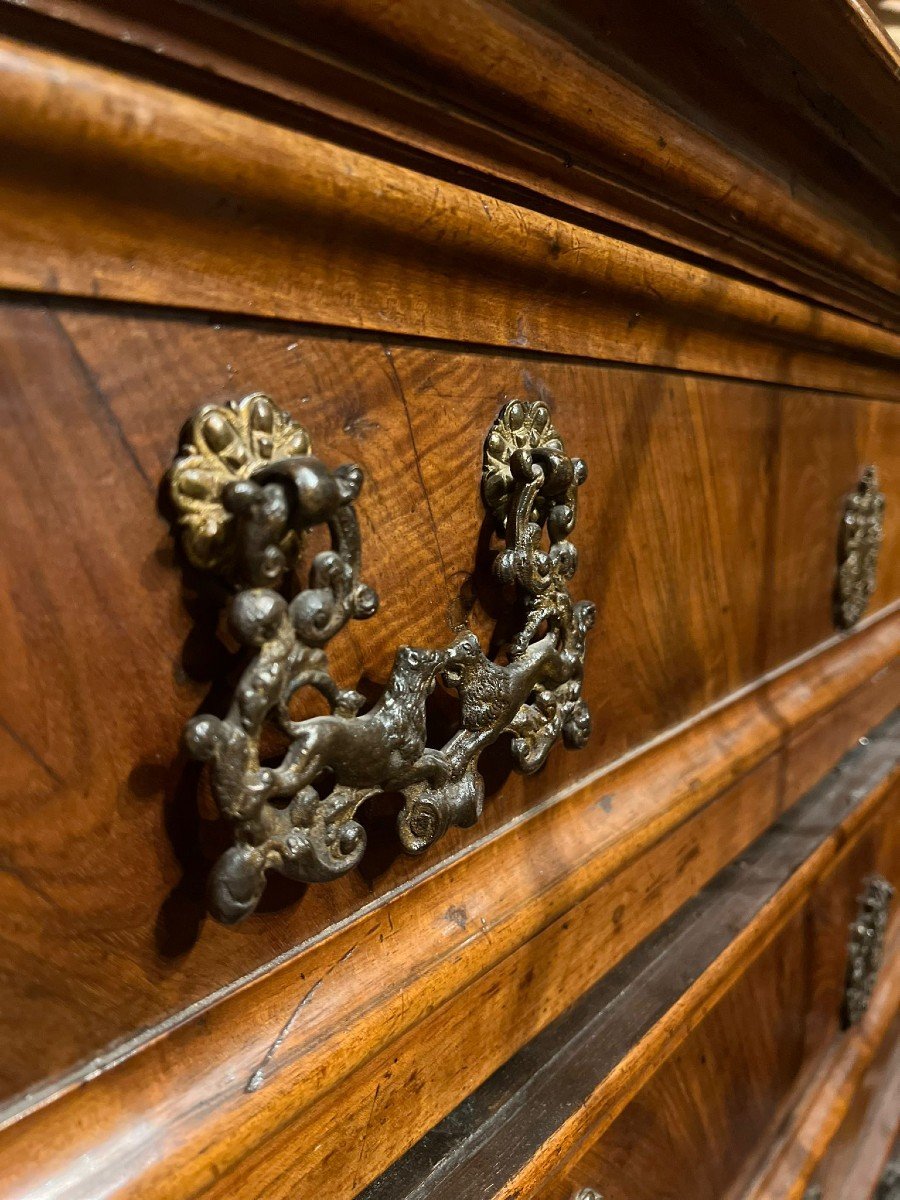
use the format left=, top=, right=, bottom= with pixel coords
left=842, top=874, right=894, bottom=1027
left=875, top=1161, right=900, bottom=1200
left=835, top=465, right=885, bottom=629
left=169, top=395, right=594, bottom=923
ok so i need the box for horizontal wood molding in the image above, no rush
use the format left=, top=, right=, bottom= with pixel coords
left=1, top=38, right=900, bottom=395
left=3, top=0, right=900, bottom=330
left=805, top=1028, right=900, bottom=1200
left=0, top=610, right=897, bottom=1199
left=0, top=10, right=897, bottom=1196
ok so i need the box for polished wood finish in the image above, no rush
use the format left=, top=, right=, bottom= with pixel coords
left=560, top=925, right=898, bottom=1200
left=746, top=1019, right=900, bottom=1199
left=361, top=718, right=900, bottom=1200
left=1, top=38, right=900, bottom=398
left=3, top=0, right=899, bottom=327
left=0, top=2, right=897, bottom=1196
left=0, top=611, right=895, bottom=1194
left=2, top=298, right=899, bottom=1108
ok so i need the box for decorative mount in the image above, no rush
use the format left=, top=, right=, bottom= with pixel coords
left=835, top=465, right=885, bottom=630
left=842, top=874, right=894, bottom=1027
left=169, top=394, right=594, bottom=923
left=875, top=1161, right=900, bottom=1200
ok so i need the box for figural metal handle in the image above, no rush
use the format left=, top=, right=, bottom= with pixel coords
left=835, top=465, right=885, bottom=630
left=169, top=394, right=594, bottom=923
left=842, top=873, right=894, bottom=1027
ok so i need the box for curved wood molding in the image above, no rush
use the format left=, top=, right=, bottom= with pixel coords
left=1, top=39, right=900, bottom=396
left=0, top=610, right=897, bottom=1199
left=3, top=0, right=900, bottom=330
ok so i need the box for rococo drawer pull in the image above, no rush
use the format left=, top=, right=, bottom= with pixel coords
left=835, top=464, right=885, bottom=629
left=168, top=394, right=594, bottom=923
left=842, top=873, right=894, bottom=1027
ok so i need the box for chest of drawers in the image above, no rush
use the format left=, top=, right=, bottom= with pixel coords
left=0, top=3, right=897, bottom=1197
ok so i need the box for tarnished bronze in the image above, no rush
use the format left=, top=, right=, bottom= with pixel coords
left=169, top=396, right=594, bottom=923
left=835, top=465, right=885, bottom=629
left=842, top=874, right=894, bottom=1027
left=875, top=1161, right=900, bottom=1200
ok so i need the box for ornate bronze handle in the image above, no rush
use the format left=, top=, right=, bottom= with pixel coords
left=875, top=1160, right=900, bottom=1200
left=835, top=464, right=884, bottom=629
left=842, top=873, right=894, bottom=1026
left=169, top=394, right=594, bottom=923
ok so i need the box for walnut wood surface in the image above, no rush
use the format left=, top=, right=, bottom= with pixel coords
left=0, top=5, right=897, bottom=1196
left=4, top=0, right=899, bottom=329
left=557, top=903, right=899, bottom=1200
left=362, top=720, right=900, bottom=1200
left=361, top=719, right=900, bottom=1200
left=2, top=716, right=897, bottom=1200
left=1, top=297, right=899, bottom=1112
left=811, top=1032, right=900, bottom=1200
left=745, top=1017, right=900, bottom=1200
left=1, top=38, right=900, bottom=397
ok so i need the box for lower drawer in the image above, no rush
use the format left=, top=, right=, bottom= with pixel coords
left=558, top=833, right=898, bottom=1200
left=364, top=713, right=900, bottom=1200
left=802, top=1022, right=900, bottom=1200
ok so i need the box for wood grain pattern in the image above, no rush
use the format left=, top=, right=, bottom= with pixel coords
left=361, top=722, right=900, bottom=1200
left=745, top=1001, right=900, bottom=1199
left=6, top=0, right=898, bottom=328
left=0, top=300, right=897, bottom=1104
left=0, top=716, right=897, bottom=1200
left=561, top=914, right=823, bottom=1200
left=559, top=917, right=899, bottom=1200
left=1, top=298, right=898, bottom=1111
left=1, top=40, right=900, bottom=396
left=0, top=6, right=894, bottom=1197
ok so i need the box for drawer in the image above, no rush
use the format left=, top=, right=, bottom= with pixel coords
left=0, top=7, right=898, bottom=1197
left=362, top=721, right=900, bottom=1200
left=2, top=299, right=900, bottom=1108
left=556, top=817, right=899, bottom=1200
left=798, top=1025, right=900, bottom=1200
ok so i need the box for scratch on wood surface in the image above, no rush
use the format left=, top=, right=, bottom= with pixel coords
left=381, top=344, right=452, bottom=594
left=245, top=943, right=358, bottom=1092
left=354, top=1083, right=382, bottom=1187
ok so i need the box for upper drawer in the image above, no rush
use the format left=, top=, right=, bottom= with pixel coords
left=1, top=296, right=898, bottom=1107
left=0, top=9, right=899, bottom=1197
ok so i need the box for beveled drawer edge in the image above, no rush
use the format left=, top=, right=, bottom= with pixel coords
left=2, top=37, right=900, bottom=398
left=0, top=614, right=896, bottom=1200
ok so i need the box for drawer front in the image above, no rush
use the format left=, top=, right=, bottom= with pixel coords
left=2, top=298, right=900, bottom=1105
left=553, top=794, right=899, bottom=1200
